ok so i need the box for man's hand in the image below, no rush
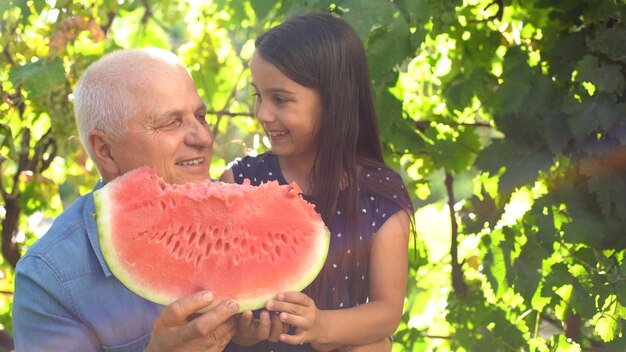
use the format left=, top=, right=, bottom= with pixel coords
left=144, top=291, right=238, bottom=352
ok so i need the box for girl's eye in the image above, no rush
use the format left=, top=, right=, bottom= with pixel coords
left=274, top=96, right=288, bottom=104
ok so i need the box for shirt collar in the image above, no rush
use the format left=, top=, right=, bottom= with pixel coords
left=84, top=179, right=114, bottom=277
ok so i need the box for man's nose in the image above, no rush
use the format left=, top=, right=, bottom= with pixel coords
left=185, top=117, right=213, bottom=147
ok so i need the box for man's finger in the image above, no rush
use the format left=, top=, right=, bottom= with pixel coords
left=159, top=291, right=215, bottom=327
left=181, top=300, right=239, bottom=341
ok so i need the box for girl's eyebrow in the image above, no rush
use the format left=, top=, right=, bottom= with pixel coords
left=251, top=82, right=295, bottom=95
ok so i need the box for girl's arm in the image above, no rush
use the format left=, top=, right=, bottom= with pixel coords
left=267, top=209, right=411, bottom=345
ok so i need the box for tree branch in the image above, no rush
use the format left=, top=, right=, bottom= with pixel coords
left=445, top=171, right=467, bottom=294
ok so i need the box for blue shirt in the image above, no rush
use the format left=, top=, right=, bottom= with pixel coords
left=13, top=181, right=162, bottom=352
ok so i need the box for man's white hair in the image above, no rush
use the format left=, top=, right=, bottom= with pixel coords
left=72, top=47, right=184, bottom=160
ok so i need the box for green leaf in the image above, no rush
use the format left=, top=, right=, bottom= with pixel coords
left=10, top=0, right=31, bottom=25
left=588, top=23, right=626, bottom=62
left=615, top=281, right=626, bottom=306
left=576, top=55, right=625, bottom=94
left=475, top=139, right=553, bottom=193
left=341, top=0, right=395, bottom=40
left=366, top=13, right=411, bottom=74
left=249, top=0, right=275, bottom=20
left=514, top=235, right=547, bottom=302
left=564, top=92, right=620, bottom=140
left=595, top=311, right=621, bottom=342
left=541, top=263, right=573, bottom=301
left=544, top=111, right=571, bottom=153
left=493, top=48, right=533, bottom=115
left=424, top=125, right=480, bottom=173
left=562, top=216, right=605, bottom=247
left=0, top=124, right=16, bottom=160
left=585, top=172, right=626, bottom=219
left=9, top=57, right=65, bottom=99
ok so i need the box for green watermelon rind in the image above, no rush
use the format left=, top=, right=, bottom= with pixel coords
left=93, top=181, right=331, bottom=314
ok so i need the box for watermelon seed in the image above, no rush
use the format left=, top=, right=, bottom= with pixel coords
left=159, top=200, right=167, bottom=211
left=275, top=246, right=282, bottom=258
left=197, top=232, right=207, bottom=247
left=204, top=242, right=212, bottom=257
left=188, top=232, right=197, bottom=245
left=134, top=231, right=148, bottom=240
left=194, top=254, right=202, bottom=267
left=223, top=242, right=231, bottom=253
left=233, top=237, right=240, bottom=245
left=215, top=239, right=223, bottom=252
left=186, top=250, right=195, bottom=262
left=250, top=245, right=256, bottom=256
left=280, top=234, right=288, bottom=244
left=261, top=242, right=269, bottom=254
left=166, top=233, right=175, bottom=246
left=157, top=231, right=168, bottom=242
left=172, top=241, right=180, bottom=257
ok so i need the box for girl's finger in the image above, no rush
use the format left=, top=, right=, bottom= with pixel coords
left=278, top=311, right=309, bottom=329
left=255, top=310, right=272, bottom=339
left=276, top=291, right=314, bottom=306
left=279, top=331, right=307, bottom=345
left=238, top=310, right=253, bottom=330
left=266, top=300, right=301, bottom=315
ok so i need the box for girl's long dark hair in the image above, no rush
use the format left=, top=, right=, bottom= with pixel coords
left=255, top=12, right=413, bottom=309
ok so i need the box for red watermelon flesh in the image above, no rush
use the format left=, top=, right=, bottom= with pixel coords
left=94, top=166, right=329, bottom=312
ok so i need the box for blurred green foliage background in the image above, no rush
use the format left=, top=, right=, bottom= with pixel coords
left=1, top=0, right=626, bottom=350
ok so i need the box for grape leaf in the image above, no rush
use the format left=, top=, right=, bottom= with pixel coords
left=9, top=57, right=65, bottom=99
left=475, top=139, right=553, bottom=193
left=576, top=55, right=625, bottom=94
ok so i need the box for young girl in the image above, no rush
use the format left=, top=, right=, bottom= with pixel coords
left=221, top=12, right=414, bottom=352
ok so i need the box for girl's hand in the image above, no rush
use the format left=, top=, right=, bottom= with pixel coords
left=266, top=292, right=325, bottom=345
left=232, top=310, right=287, bottom=346
left=340, top=337, right=392, bottom=351
left=311, top=343, right=345, bottom=352
left=311, top=337, right=391, bottom=352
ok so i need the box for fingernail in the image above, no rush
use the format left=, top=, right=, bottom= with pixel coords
left=202, top=292, right=214, bottom=302
left=227, top=301, right=239, bottom=313
left=267, top=300, right=274, bottom=309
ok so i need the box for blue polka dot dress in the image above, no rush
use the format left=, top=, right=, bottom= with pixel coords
left=224, top=153, right=409, bottom=352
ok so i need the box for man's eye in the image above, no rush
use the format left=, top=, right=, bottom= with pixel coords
left=159, top=120, right=179, bottom=128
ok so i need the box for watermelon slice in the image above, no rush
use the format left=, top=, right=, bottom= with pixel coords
left=93, top=166, right=330, bottom=312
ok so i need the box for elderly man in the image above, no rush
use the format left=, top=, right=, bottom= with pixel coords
left=13, top=47, right=238, bottom=351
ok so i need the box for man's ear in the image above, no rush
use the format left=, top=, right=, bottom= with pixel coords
left=88, top=130, right=120, bottom=180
